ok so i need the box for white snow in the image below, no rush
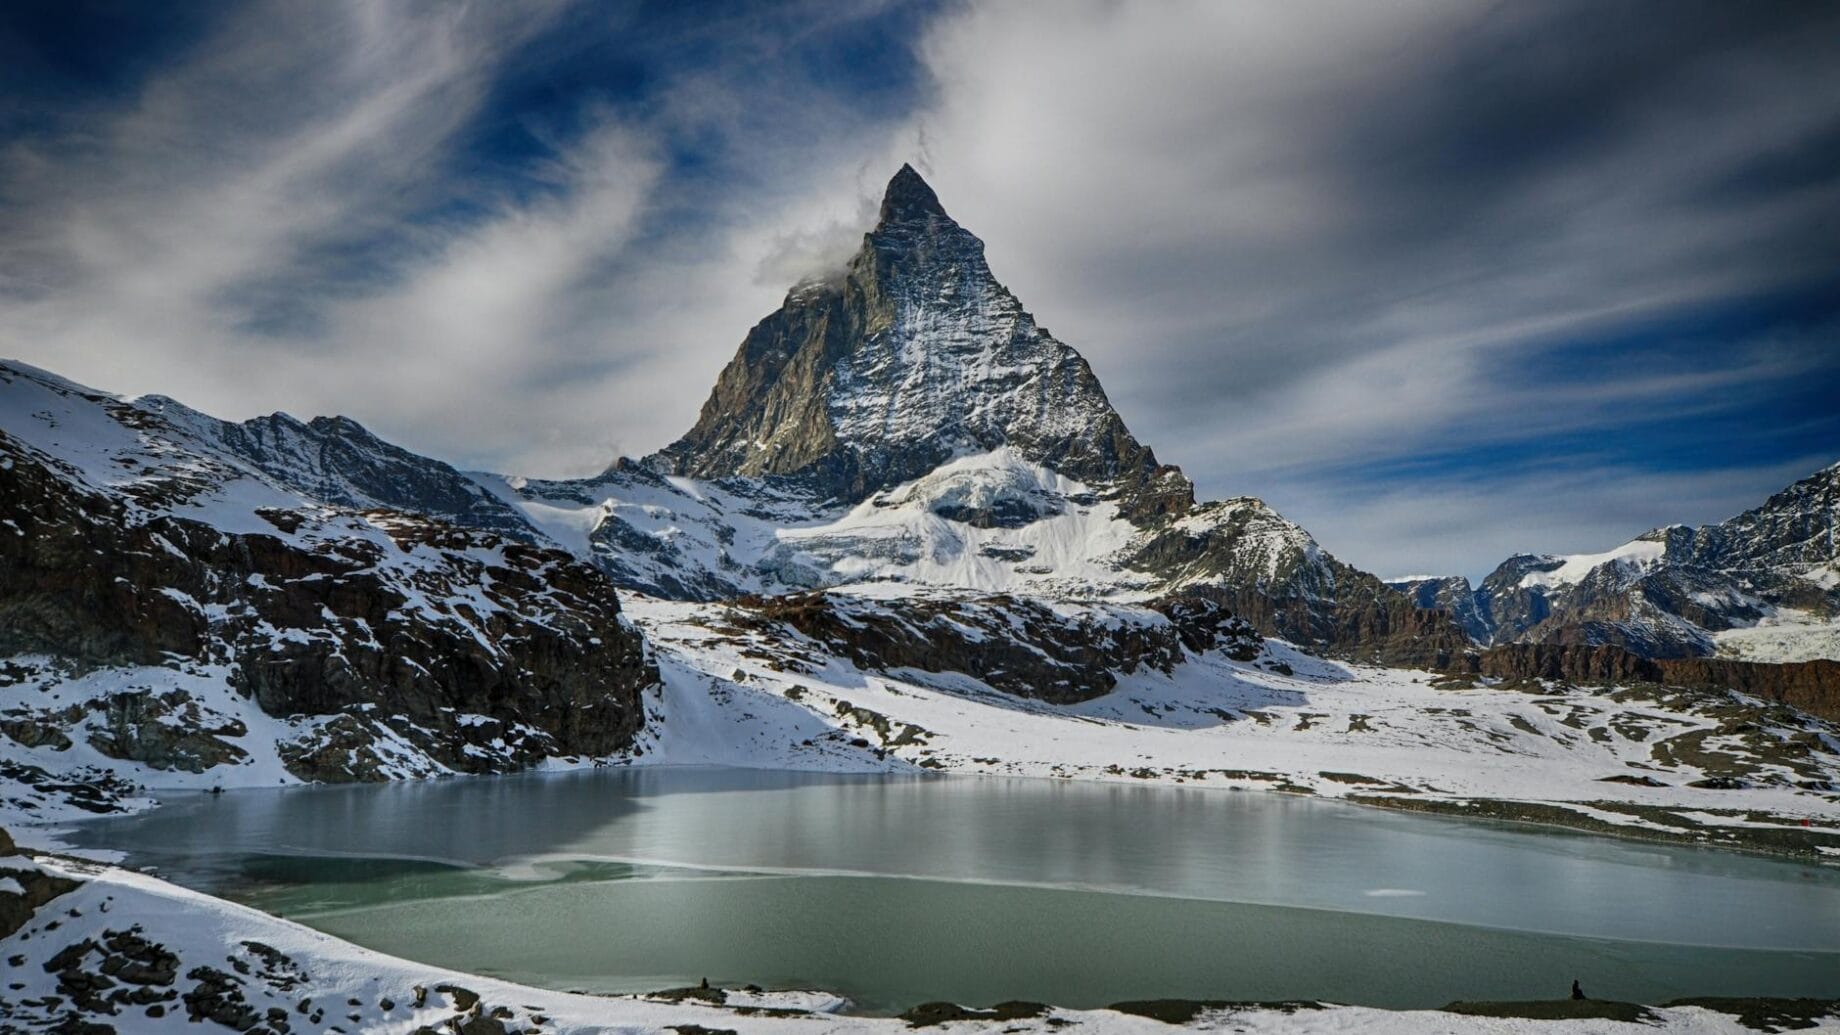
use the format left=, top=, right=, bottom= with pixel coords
left=618, top=598, right=1840, bottom=828
left=1519, top=537, right=1668, bottom=589
left=775, top=448, right=1146, bottom=597
left=1713, top=606, right=1840, bottom=663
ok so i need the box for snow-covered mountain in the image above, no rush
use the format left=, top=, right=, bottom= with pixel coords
left=0, top=360, right=654, bottom=798
left=141, top=394, right=539, bottom=542
left=481, top=167, right=1470, bottom=663
left=1391, top=464, right=1840, bottom=661
left=1386, top=575, right=1494, bottom=643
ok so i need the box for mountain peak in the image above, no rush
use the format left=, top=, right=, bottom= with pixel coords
left=878, top=163, right=948, bottom=225
left=651, top=164, right=1184, bottom=517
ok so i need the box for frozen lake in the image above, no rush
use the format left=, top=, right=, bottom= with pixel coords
left=72, top=767, right=1840, bottom=1013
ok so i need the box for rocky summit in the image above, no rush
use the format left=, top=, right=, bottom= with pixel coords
left=649, top=164, right=1182, bottom=518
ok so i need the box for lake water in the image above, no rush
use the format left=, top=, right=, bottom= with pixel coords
left=72, top=768, right=1840, bottom=1013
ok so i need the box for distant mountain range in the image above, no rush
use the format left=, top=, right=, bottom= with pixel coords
left=1391, top=462, right=1839, bottom=662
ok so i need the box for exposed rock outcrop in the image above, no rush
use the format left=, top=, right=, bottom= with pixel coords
left=728, top=590, right=1261, bottom=704
left=1467, top=643, right=1840, bottom=720
left=1387, top=575, right=1494, bottom=644
left=0, top=362, right=656, bottom=783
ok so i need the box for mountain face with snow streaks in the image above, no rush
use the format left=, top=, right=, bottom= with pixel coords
left=1486, top=468, right=1839, bottom=660
left=141, top=394, right=539, bottom=542
left=650, top=165, right=1187, bottom=520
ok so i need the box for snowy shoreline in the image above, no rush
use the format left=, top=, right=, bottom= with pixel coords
left=3, top=842, right=1837, bottom=1034
left=8, top=594, right=1840, bottom=864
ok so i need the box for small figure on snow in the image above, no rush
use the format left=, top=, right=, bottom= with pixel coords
left=1571, top=979, right=1586, bottom=1001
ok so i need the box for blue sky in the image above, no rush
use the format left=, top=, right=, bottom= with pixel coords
left=1, top=0, right=1836, bottom=580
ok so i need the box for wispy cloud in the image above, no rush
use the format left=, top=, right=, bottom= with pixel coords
left=878, top=0, right=1840, bottom=569
left=0, top=0, right=933, bottom=475
left=1, top=2, right=575, bottom=435
left=1, top=0, right=1834, bottom=572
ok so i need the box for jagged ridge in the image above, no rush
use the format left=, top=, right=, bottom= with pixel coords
left=1393, top=464, right=1839, bottom=661
left=0, top=361, right=655, bottom=785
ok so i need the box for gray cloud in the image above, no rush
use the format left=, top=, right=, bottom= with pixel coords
left=879, top=0, right=1840, bottom=571
left=2, top=1, right=1834, bottom=573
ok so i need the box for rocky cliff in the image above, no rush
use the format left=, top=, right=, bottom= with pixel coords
left=1469, top=643, right=1840, bottom=721
left=728, top=589, right=1264, bottom=705
left=0, top=362, right=654, bottom=787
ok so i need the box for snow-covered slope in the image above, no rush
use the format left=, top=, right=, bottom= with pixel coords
left=0, top=360, right=654, bottom=814
left=484, top=442, right=1462, bottom=661
left=1516, top=536, right=1672, bottom=590
left=621, top=594, right=1840, bottom=859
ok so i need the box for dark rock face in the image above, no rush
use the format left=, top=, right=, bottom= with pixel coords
left=1473, top=643, right=1661, bottom=685
left=1469, top=643, right=1840, bottom=720
left=1388, top=576, right=1493, bottom=644
left=0, top=365, right=655, bottom=781
left=1652, top=656, right=1840, bottom=719
left=728, top=590, right=1261, bottom=705
left=0, top=429, right=206, bottom=666
left=1477, top=555, right=1560, bottom=643
left=86, top=691, right=249, bottom=773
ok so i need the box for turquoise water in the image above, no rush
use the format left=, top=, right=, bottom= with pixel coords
left=73, top=768, right=1840, bottom=1012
